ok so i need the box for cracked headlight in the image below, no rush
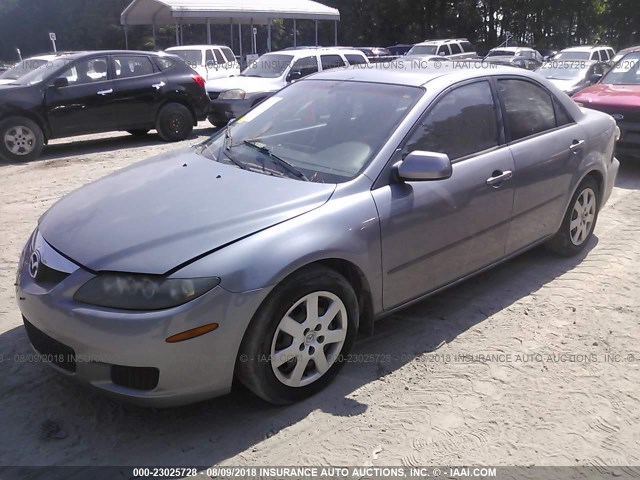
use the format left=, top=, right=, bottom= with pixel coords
left=74, top=274, right=220, bottom=311
left=219, top=89, right=246, bottom=100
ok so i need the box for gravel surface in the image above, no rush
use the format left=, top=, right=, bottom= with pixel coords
left=0, top=126, right=639, bottom=467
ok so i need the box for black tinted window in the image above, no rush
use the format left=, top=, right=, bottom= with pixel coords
left=449, top=43, right=462, bottom=54
left=60, top=57, right=108, bottom=86
left=221, top=47, right=235, bottom=63
left=461, top=41, right=475, bottom=53
left=290, top=56, right=318, bottom=77
left=156, top=57, right=176, bottom=70
left=114, top=56, right=155, bottom=79
left=213, top=49, right=225, bottom=64
left=404, top=81, right=498, bottom=161
left=345, top=54, right=367, bottom=65
left=437, top=45, right=450, bottom=56
left=321, top=55, right=346, bottom=70
left=205, top=50, right=215, bottom=66
left=498, top=79, right=557, bottom=141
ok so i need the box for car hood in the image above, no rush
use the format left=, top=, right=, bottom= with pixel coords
left=39, top=148, right=336, bottom=274
left=572, top=83, right=640, bottom=108
left=547, top=78, right=582, bottom=92
left=206, top=75, right=283, bottom=94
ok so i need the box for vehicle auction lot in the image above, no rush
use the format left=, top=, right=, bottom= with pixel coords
left=0, top=127, right=639, bottom=467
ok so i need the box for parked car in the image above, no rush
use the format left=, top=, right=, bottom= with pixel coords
left=206, top=47, right=369, bottom=127
left=17, top=63, right=619, bottom=406
left=535, top=60, right=608, bottom=96
left=554, top=46, right=616, bottom=65
left=0, top=53, right=78, bottom=85
left=0, top=50, right=210, bottom=163
left=612, top=45, right=640, bottom=64
left=406, top=39, right=477, bottom=59
left=572, top=51, right=640, bottom=157
left=356, top=47, right=395, bottom=63
left=537, top=48, right=559, bottom=61
left=485, top=46, right=544, bottom=62
left=386, top=44, right=414, bottom=56
left=483, top=55, right=543, bottom=71
left=165, top=45, right=240, bottom=82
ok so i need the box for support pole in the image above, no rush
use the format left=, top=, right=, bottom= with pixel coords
left=207, top=18, right=211, bottom=44
left=315, top=20, right=318, bottom=46
left=152, top=24, right=156, bottom=50
left=180, top=22, right=184, bottom=44
left=239, top=23, right=243, bottom=59
left=267, top=19, right=272, bottom=52
left=124, top=24, right=129, bottom=50
left=250, top=21, right=255, bottom=54
left=334, top=20, right=338, bottom=46
left=230, top=20, right=233, bottom=50
left=293, top=19, right=297, bottom=47
left=175, top=22, right=180, bottom=46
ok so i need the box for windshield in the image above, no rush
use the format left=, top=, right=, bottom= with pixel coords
left=199, top=80, right=423, bottom=183
left=487, top=50, right=515, bottom=57
left=242, top=54, right=294, bottom=78
left=0, top=59, right=49, bottom=80
left=555, top=51, right=590, bottom=60
left=537, top=62, right=588, bottom=80
left=12, top=57, right=73, bottom=85
left=407, top=45, right=437, bottom=56
left=168, top=50, right=202, bottom=66
left=601, top=53, right=640, bottom=85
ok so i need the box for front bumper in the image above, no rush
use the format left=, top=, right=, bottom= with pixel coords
left=615, top=121, right=640, bottom=158
left=16, top=259, right=269, bottom=407
left=208, top=96, right=255, bottom=124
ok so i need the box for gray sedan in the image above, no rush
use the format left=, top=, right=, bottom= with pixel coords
left=16, top=65, right=619, bottom=406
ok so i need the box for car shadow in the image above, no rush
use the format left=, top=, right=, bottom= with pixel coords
left=615, top=157, right=640, bottom=190
left=0, top=237, right=597, bottom=470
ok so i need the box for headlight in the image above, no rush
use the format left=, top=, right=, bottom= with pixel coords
left=74, top=274, right=220, bottom=311
left=219, top=89, right=246, bottom=100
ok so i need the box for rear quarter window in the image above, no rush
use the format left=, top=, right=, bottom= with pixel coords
left=320, top=54, right=346, bottom=71
left=221, top=47, right=236, bottom=63
left=461, top=41, right=475, bottom=53
left=449, top=43, right=462, bottom=55
left=155, top=57, right=176, bottom=70
left=345, top=54, right=368, bottom=65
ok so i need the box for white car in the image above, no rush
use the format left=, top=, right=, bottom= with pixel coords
left=485, top=46, right=544, bottom=62
left=0, top=55, right=58, bottom=85
left=165, top=45, right=239, bottom=82
left=554, top=46, right=616, bottom=64
left=206, top=47, right=369, bottom=127
left=406, top=39, right=477, bottom=59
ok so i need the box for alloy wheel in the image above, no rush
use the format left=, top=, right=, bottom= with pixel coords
left=4, top=125, right=36, bottom=156
left=570, top=187, right=596, bottom=246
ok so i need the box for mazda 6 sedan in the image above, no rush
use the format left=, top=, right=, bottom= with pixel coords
left=16, top=65, right=619, bottom=406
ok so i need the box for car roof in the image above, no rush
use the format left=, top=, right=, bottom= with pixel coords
left=618, top=45, right=640, bottom=54
left=562, top=45, right=612, bottom=52
left=416, top=38, right=470, bottom=45
left=490, top=46, right=535, bottom=52
left=166, top=45, right=230, bottom=50
left=263, top=48, right=366, bottom=58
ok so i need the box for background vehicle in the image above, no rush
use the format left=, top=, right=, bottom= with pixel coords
left=206, top=47, right=369, bottom=127
left=0, top=50, right=209, bottom=163
left=485, top=46, right=544, bottom=62
left=165, top=45, right=239, bottom=82
left=555, top=46, right=616, bottom=65
left=17, top=64, right=618, bottom=406
left=535, top=60, right=608, bottom=95
left=386, top=44, right=414, bottom=56
left=572, top=51, right=640, bottom=157
left=356, top=47, right=395, bottom=62
left=537, top=48, right=558, bottom=61
left=612, top=45, right=640, bottom=63
left=0, top=53, right=77, bottom=85
left=483, top=55, right=543, bottom=71
left=406, top=39, right=477, bottom=59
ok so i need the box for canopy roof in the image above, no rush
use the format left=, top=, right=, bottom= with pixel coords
left=121, top=0, right=340, bottom=26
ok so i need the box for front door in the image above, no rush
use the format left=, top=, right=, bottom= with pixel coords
left=45, top=56, right=116, bottom=137
left=372, top=80, right=516, bottom=309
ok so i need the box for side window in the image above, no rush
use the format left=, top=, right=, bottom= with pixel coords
left=554, top=99, right=574, bottom=127
left=155, top=57, right=176, bottom=71
left=221, top=47, right=236, bottom=63
left=345, top=54, right=367, bottom=65
left=437, top=45, right=450, bottom=56
left=320, top=54, right=346, bottom=71
left=205, top=49, right=215, bottom=68
left=449, top=43, right=462, bottom=55
left=213, top=49, right=225, bottom=64
left=460, top=41, right=475, bottom=53
left=497, top=79, right=557, bottom=141
left=114, top=55, right=155, bottom=79
left=60, top=57, right=108, bottom=86
left=402, top=81, right=499, bottom=161
left=290, top=56, right=318, bottom=78
left=590, top=52, right=599, bottom=61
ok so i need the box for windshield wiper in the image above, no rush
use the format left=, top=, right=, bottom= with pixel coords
left=242, top=140, right=309, bottom=181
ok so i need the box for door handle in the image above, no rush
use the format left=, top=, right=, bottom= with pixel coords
left=152, top=81, right=166, bottom=90
left=569, top=139, right=585, bottom=152
left=97, top=89, right=113, bottom=96
left=486, top=170, right=513, bottom=187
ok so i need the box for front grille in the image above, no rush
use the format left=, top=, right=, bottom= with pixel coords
left=23, top=317, right=76, bottom=372
left=586, top=105, right=640, bottom=124
left=111, top=365, right=159, bottom=391
left=208, top=92, right=220, bottom=101
left=35, top=263, right=70, bottom=287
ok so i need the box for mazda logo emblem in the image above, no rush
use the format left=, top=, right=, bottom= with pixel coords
left=29, top=250, right=41, bottom=279
left=611, top=113, right=624, bottom=121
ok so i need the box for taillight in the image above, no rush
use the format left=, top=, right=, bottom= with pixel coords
left=192, top=75, right=206, bottom=88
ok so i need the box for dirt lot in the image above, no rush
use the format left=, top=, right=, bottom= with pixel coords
left=0, top=125, right=639, bottom=468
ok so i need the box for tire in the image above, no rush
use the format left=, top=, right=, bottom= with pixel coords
left=236, top=265, right=359, bottom=405
left=207, top=115, right=228, bottom=128
left=127, top=129, right=150, bottom=136
left=0, top=116, right=45, bottom=163
left=546, top=176, right=600, bottom=256
left=155, top=103, right=193, bottom=142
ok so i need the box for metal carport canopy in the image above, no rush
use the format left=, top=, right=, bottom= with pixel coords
left=121, top=0, right=340, bottom=25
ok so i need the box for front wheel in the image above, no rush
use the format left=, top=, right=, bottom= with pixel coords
left=236, top=266, right=358, bottom=404
left=207, top=115, right=228, bottom=128
left=0, top=116, right=45, bottom=163
left=156, top=103, right=193, bottom=142
left=546, top=176, right=600, bottom=256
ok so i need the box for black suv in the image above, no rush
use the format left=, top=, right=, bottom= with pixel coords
left=0, top=50, right=210, bottom=162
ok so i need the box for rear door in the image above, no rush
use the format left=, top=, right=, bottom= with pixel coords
left=45, top=56, right=116, bottom=137
left=110, top=54, right=166, bottom=129
left=372, top=80, right=516, bottom=309
left=496, top=77, right=585, bottom=254
left=319, top=54, right=347, bottom=72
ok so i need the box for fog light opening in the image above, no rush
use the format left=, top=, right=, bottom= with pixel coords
left=166, top=323, right=219, bottom=343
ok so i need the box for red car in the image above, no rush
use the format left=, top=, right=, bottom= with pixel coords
left=573, top=50, right=640, bottom=158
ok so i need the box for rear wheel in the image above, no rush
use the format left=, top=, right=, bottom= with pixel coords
left=127, top=129, right=150, bottom=136
left=546, top=176, right=600, bottom=256
left=236, top=266, right=358, bottom=404
left=207, top=115, right=228, bottom=128
left=156, top=103, right=193, bottom=142
left=0, top=116, right=44, bottom=163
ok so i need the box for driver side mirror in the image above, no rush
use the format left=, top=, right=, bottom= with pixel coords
left=286, top=70, right=303, bottom=83
left=590, top=73, right=603, bottom=84
left=396, top=151, right=452, bottom=182
left=51, top=77, right=69, bottom=89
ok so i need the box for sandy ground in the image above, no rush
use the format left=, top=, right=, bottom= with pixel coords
left=0, top=125, right=639, bottom=468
